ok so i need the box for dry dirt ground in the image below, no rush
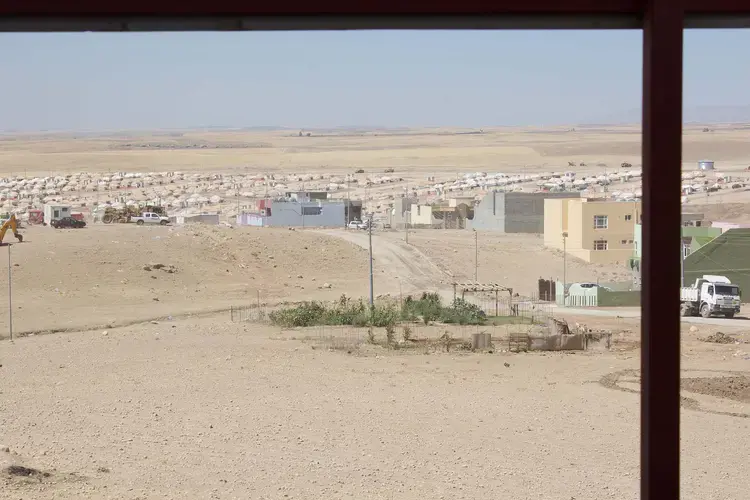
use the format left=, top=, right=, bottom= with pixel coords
left=1, top=317, right=750, bottom=500
left=0, top=224, right=370, bottom=337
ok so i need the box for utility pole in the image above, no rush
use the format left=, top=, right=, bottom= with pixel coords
left=474, top=230, right=478, bottom=282
left=346, top=177, right=351, bottom=229
left=368, top=214, right=374, bottom=310
left=680, top=240, right=685, bottom=287
left=562, top=232, right=568, bottom=300
left=405, top=184, right=409, bottom=245
left=8, top=244, right=12, bottom=341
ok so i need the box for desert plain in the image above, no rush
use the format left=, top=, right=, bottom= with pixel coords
left=1, top=125, right=750, bottom=499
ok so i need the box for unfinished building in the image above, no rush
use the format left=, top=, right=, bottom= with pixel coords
left=470, top=191, right=580, bottom=233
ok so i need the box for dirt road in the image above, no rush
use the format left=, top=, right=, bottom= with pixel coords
left=556, top=306, right=749, bottom=326
left=317, top=229, right=453, bottom=298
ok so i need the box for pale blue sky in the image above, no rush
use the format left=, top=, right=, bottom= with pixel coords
left=0, top=29, right=747, bottom=131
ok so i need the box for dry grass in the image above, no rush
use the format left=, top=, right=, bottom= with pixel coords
left=6, top=125, right=750, bottom=180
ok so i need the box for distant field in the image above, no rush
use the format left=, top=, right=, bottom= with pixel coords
left=4, top=125, right=750, bottom=179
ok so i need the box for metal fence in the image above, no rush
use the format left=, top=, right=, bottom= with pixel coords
left=229, top=290, right=271, bottom=323
left=457, top=292, right=553, bottom=323
left=296, top=322, right=550, bottom=355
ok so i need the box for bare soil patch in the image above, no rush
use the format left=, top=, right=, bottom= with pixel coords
left=682, top=376, right=750, bottom=403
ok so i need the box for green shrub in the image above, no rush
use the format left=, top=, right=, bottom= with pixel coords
left=370, top=303, right=398, bottom=328
left=401, top=292, right=443, bottom=324
left=441, top=298, right=487, bottom=325
left=268, top=302, right=328, bottom=327
left=269, top=295, right=398, bottom=328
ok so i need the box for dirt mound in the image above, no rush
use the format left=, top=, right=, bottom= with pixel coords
left=4, top=465, right=51, bottom=479
left=682, top=376, right=750, bottom=403
left=0, top=224, right=370, bottom=336
left=699, top=332, right=737, bottom=344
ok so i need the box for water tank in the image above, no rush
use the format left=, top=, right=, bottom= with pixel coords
left=698, top=160, right=715, bottom=171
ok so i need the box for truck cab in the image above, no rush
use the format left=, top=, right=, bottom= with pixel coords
left=699, top=281, right=741, bottom=318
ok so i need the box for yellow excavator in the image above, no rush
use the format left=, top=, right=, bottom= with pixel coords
left=0, top=215, right=23, bottom=245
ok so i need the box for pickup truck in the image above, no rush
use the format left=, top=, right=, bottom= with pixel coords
left=347, top=220, right=370, bottom=230
left=680, top=274, right=741, bottom=318
left=131, top=212, right=170, bottom=226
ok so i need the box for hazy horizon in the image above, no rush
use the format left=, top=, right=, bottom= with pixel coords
left=2, top=30, right=749, bottom=132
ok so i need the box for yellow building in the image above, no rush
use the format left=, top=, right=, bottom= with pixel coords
left=544, top=198, right=642, bottom=264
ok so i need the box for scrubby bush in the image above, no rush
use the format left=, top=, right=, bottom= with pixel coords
left=268, top=302, right=329, bottom=327
left=440, top=298, right=487, bottom=325
left=401, top=292, right=443, bottom=324
left=269, top=294, right=398, bottom=328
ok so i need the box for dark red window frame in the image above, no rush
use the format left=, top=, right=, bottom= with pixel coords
left=3, top=2, right=750, bottom=499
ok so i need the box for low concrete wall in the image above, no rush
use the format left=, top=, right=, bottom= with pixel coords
left=530, top=334, right=587, bottom=351
left=597, top=290, right=641, bottom=307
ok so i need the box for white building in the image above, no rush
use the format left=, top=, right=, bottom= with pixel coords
left=43, top=204, right=71, bottom=225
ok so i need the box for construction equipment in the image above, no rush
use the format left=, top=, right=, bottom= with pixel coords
left=27, top=209, right=44, bottom=225
left=101, top=207, right=132, bottom=224
left=0, top=215, right=23, bottom=245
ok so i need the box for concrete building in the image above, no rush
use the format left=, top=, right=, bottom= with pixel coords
left=471, top=191, right=580, bottom=233
left=408, top=203, right=436, bottom=227
left=237, top=199, right=346, bottom=227
left=390, top=196, right=418, bottom=228
left=544, top=198, right=641, bottom=264
left=175, top=213, right=220, bottom=225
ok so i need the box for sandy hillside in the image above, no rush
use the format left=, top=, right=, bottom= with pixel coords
left=374, top=229, right=632, bottom=294
left=0, top=224, right=370, bottom=336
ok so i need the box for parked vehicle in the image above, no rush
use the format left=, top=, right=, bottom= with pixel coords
left=680, top=274, right=741, bottom=318
left=131, top=212, right=170, bottom=226
left=51, top=217, right=86, bottom=229
left=348, top=220, right=370, bottom=230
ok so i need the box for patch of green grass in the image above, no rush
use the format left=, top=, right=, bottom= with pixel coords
left=486, top=315, right=538, bottom=325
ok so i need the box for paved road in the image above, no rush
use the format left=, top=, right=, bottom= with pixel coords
left=555, top=305, right=750, bottom=327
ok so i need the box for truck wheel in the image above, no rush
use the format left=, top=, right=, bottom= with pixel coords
left=136, top=220, right=144, bottom=226
left=160, top=220, right=168, bottom=226
left=700, top=303, right=712, bottom=318
left=680, top=304, right=692, bottom=317
left=725, top=312, right=735, bottom=319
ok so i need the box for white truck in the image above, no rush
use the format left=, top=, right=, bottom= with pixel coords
left=680, top=274, right=741, bottom=318
left=131, top=212, right=170, bottom=226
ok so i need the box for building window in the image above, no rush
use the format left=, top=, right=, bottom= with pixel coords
left=621, top=239, right=627, bottom=244
left=628, top=239, right=634, bottom=244
left=593, top=215, right=608, bottom=229
left=594, top=240, right=608, bottom=251
left=301, top=206, right=322, bottom=216
left=625, top=214, right=632, bottom=221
